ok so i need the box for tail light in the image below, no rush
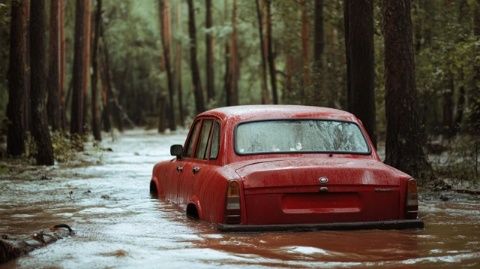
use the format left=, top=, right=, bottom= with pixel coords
left=224, top=181, right=241, bottom=224
left=406, top=179, right=419, bottom=219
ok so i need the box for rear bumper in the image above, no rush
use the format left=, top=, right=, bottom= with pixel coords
left=218, top=219, right=424, bottom=232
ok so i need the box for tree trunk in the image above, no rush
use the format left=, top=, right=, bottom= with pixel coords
left=0, top=225, right=74, bottom=264
left=99, top=43, right=112, bottom=132
left=383, top=0, right=431, bottom=181
left=265, top=0, right=278, bottom=104
left=47, top=0, right=62, bottom=131
left=159, top=0, right=176, bottom=131
left=187, top=0, right=205, bottom=114
left=313, top=0, right=325, bottom=106
left=90, top=0, right=102, bottom=141
left=157, top=94, right=167, bottom=133
left=174, top=1, right=184, bottom=126
left=223, top=0, right=231, bottom=106
left=30, top=0, right=54, bottom=165
left=343, top=0, right=351, bottom=111
left=300, top=0, right=310, bottom=93
left=454, top=75, right=466, bottom=134
left=205, top=0, right=215, bottom=102
left=71, top=0, right=92, bottom=135
left=24, top=0, right=31, bottom=133
left=6, top=0, right=28, bottom=157
left=344, top=0, right=376, bottom=146
left=255, top=0, right=270, bottom=104
left=284, top=53, right=294, bottom=100
left=59, top=0, right=66, bottom=130
left=229, top=0, right=239, bottom=105
left=442, top=73, right=454, bottom=138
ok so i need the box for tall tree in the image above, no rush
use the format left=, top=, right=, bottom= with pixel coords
left=313, top=0, right=325, bottom=105
left=383, top=0, right=431, bottom=180
left=265, top=0, right=278, bottom=104
left=223, top=0, right=231, bottom=106
left=174, top=1, right=185, bottom=126
left=300, top=0, right=310, bottom=92
left=59, top=0, right=66, bottom=129
left=24, top=0, right=31, bottom=133
left=223, top=0, right=239, bottom=106
left=227, top=0, right=239, bottom=106
left=255, top=0, right=270, bottom=104
left=187, top=0, right=205, bottom=113
left=47, top=0, right=63, bottom=131
left=442, top=72, right=454, bottom=137
left=6, top=0, right=28, bottom=157
left=99, top=41, right=112, bottom=132
left=90, top=0, right=102, bottom=141
left=30, top=0, right=54, bottom=165
left=159, top=0, right=176, bottom=131
left=344, top=0, right=376, bottom=145
left=71, top=0, right=92, bottom=135
left=205, top=0, right=215, bottom=102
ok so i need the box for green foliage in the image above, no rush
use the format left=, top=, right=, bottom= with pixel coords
left=53, top=132, right=89, bottom=162
left=102, top=0, right=163, bottom=124
left=24, top=132, right=86, bottom=163
left=413, top=0, right=478, bottom=135
left=0, top=0, right=477, bottom=142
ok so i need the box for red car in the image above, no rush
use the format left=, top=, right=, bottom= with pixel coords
left=150, top=105, right=423, bottom=231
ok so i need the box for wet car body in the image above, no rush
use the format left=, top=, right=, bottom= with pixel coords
left=150, top=105, right=423, bottom=231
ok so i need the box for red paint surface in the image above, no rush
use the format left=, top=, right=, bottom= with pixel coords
left=152, top=105, right=418, bottom=226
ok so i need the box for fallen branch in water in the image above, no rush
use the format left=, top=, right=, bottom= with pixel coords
left=453, top=188, right=480, bottom=195
left=0, top=224, right=74, bottom=264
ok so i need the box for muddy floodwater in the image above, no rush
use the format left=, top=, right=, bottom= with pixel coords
left=1, top=130, right=479, bottom=268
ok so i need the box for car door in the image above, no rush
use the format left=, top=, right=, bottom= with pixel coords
left=173, top=120, right=202, bottom=204
left=178, top=119, right=220, bottom=208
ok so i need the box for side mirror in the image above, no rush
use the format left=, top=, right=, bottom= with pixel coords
left=170, top=144, right=183, bottom=159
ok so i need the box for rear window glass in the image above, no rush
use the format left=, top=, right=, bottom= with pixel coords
left=235, top=120, right=369, bottom=154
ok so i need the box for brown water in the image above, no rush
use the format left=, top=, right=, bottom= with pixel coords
left=0, top=130, right=479, bottom=269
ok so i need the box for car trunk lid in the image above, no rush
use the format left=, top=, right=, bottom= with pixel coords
left=234, top=157, right=403, bottom=225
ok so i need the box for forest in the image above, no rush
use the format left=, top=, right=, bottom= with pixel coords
left=0, top=0, right=480, bottom=267
left=0, top=0, right=479, bottom=181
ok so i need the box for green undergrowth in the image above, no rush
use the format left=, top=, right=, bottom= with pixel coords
left=429, top=135, right=480, bottom=186
left=11, top=132, right=100, bottom=166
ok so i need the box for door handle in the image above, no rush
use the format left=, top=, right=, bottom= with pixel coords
left=192, top=166, right=200, bottom=174
left=176, top=166, right=184, bottom=172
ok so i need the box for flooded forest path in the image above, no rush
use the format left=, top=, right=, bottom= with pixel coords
left=0, top=130, right=479, bottom=268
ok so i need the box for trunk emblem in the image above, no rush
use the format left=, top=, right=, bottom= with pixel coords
left=319, top=177, right=329, bottom=184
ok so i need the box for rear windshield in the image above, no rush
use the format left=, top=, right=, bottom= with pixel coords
left=235, top=120, right=369, bottom=155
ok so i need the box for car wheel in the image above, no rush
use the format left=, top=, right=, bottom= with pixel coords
left=149, top=180, right=158, bottom=198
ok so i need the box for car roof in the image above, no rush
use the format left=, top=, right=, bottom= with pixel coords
left=198, top=105, right=359, bottom=123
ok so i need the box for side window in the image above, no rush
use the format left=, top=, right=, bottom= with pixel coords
left=195, top=120, right=213, bottom=159
left=209, top=121, right=220, bottom=159
left=185, top=121, right=201, bottom=157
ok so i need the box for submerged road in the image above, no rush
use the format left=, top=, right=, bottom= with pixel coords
left=0, top=129, right=479, bottom=268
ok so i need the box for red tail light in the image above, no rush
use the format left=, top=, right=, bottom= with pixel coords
left=224, top=181, right=241, bottom=224
left=406, top=179, right=418, bottom=219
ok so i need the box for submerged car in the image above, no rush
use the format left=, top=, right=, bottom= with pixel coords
left=150, top=105, right=423, bottom=231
